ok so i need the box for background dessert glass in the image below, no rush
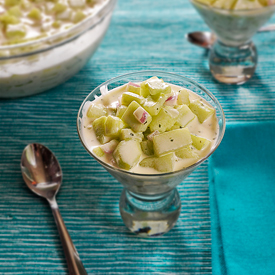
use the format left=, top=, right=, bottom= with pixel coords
left=77, top=71, right=225, bottom=237
left=190, top=0, right=275, bottom=84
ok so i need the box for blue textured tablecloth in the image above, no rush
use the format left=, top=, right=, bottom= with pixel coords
left=0, top=0, right=275, bottom=274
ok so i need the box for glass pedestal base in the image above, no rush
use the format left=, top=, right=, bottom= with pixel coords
left=209, top=41, right=257, bottom=85
left=119, top=189, right=181, bottom=237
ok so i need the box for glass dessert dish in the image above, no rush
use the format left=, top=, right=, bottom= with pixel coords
left=0, top=0, right=116, bottom=98
left=190, top=0, right=275, bottom=84
left=77, top=71, right=225, bottom=237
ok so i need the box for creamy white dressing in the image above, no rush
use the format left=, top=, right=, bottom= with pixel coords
left=81, top=83, right=219, bottom=174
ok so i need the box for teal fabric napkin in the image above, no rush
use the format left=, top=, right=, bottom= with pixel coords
left=208, top=121, right=275, bottom=275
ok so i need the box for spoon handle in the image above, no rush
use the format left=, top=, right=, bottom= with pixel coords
left=51, top=205, right=88, bottom=275
left=259, top=24, right=275, bottom=32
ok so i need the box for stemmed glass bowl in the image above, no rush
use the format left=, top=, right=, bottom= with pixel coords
left=77, top=71, right=225, bottom=237
left=190, top=0, right=275, bottom=84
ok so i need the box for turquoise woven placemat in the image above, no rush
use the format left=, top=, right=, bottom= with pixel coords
left=0, top=0, right=275, bottom=274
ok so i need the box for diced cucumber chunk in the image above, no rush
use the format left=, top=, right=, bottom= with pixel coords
left=142, top=93, right=167, bottom=116
left=148, top=79, right=171, bottom=96
left=5, top=0, right=21, bottom=6
left=154, top=152, right=175, bottom=172
left=73, top=10, right=86, bottom=23
left=165, top=107, right=179, bottom=118
left=92, top=147, right=105, bottom=157
left=139, top=157, right=155, bottom=168
left=5, top=23, right=26, bottom=39
left=177, top=88, right=190, bottom=105
left=189, top=99, right=215, bottom=123
left=92, top=116, right=111, bottom=144
left=121, top=92, right=145, bottom=106
left=92, top=116, right=106, bottom=138
left=116, top=105, right=127, bottom=118
left=28, top=8, right=41, bottom=20
left=140, top=152, right=175, bottom=173
left=167, top=122, right=182, bottom=131
left=0, top=13, right=20, bottom=25
left=105, top=115, right=125, bottom=138
left=175, top=145, right=199, bottom=159
left=127, top=82, right=141, bottom=95
left=153, top=128, right=192, bottom=156
left=53, top=3, right=67, bottom=13
left=140, top=76, right=171, bottom=97
left=92, top=140, right=119, bottom=157
left=140, top=140, right=154, bottom=156
left=8, top=6, right=21, bottom=17
left=140, top=78, right=154, bottom=98
left=149, top=107, right=178, bottom=133
left=86, top=104, right=107, bottom=121
left=120, top=129, right=143, bottom=142
left=121, top=101, right=152, bottom=133
left=113, top=140, right=142, bottom=170
left=176, top=104, right=196, bottom=127
left=52, top=20, right=61, bottom=28
left=191, top=134, right=211, bottom=150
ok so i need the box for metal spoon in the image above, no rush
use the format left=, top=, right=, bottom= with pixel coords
left=186, top=24, right=275, bottom=49
left=21, top=143, right=87, bottom=275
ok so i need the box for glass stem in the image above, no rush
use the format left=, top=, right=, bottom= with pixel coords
left=209, top=40, right=258, bottom=84
left=213, top=40, right=254, bottom=61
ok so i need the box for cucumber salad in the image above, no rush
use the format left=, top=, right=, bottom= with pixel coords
left=81, top=77, right=219, bottom=174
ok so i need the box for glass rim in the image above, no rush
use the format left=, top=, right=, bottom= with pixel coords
left=77, top=70, right=226, bottom=178
left=0, top=0, right=117, bottom=59
left=190, top=0, right=275, bottom=13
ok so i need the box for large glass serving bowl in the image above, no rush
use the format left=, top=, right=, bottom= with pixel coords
left=0, top=0, right=116, bottom=99
left=190, top=0, right=275, bottom=84
left=77, top=71, right=226, bottom=237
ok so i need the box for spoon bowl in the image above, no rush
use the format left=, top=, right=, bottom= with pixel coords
left=21, top=143, right=87, bottom=275
left=186, top=24, right=275, bottom=50
left=186, top=31, right=215, bottom=49
left=21, top=143, right=62, bottom=201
